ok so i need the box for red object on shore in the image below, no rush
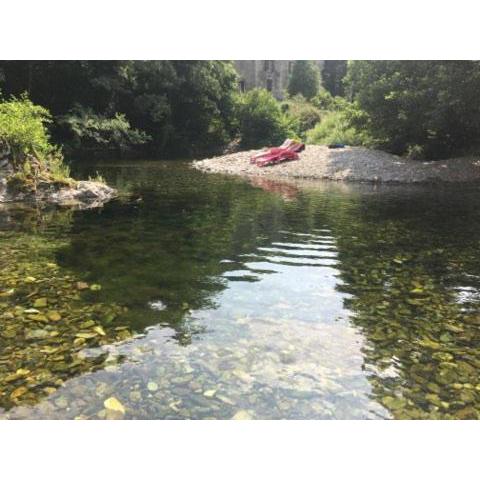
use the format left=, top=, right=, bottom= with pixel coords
left=250, top=139, right=305, bottom=167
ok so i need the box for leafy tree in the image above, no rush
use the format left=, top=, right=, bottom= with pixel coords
left=345, top=60, right=480, bottom=159
left=321, top=61, right=348, bottom=97
left=0, top=61, right=129, bottom=116
left=237, top=89, right=295, bottom=148
left=287, top=61, right=320, bottom=100
left=124, top=61, right=239, bottom=156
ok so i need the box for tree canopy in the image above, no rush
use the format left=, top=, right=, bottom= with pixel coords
left=3, top=60, right=480, bottom=160
left=0, top=61, right=239, bottom=157
left=345, top=60, right=480, bottom=159
left=237, top=89, right=295, bottom=148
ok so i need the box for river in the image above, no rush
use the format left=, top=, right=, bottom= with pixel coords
left=1, top=160, right=480, bottom=419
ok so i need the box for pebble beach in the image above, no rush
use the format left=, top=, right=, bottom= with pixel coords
left=193, top=145, right=480, bottom=183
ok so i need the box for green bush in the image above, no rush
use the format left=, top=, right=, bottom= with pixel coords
left=281, top=95, right=322, bottom=138
left=306, top=110, right=368, bottom=146
left=0, top=94, right=71, bottom=184
left=237, top=89, right=295, bottom=148
left=0, top=93, right=56, bottom=161
left=58, top=106, right=150, bottom=153
left=311, top=90, right=336, bottom=111
left=311, top=89, right=352, bottom=113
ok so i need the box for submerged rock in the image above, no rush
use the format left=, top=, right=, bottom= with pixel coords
left=104, top=396, right=126, bottom=415
left=231, top=410, right=253, bottom=420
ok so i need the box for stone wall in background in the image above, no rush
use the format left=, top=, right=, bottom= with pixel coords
left=234, top=60, right=324, bottom=100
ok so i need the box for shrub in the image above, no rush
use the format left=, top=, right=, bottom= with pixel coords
left=57, top=106, right=151, bottom=153
left=237, top=89, right=295, bottom=148
left=287, top=61, right=320, bottom=100
left=311, top=89, right=336, bottom=111
left=281, top=95, right=322, bottom=138
left=0, top=94, right=71, bottom=185
left=306, top=110, right=369, bottom=146
left=0, top=93, right=56, bottom=162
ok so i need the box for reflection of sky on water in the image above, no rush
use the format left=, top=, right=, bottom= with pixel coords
left=455, top=286, right=480, bottom=305
left=217, top=230, right=345, bottom=323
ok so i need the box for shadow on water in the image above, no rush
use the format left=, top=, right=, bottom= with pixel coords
left=2, top=160, right=480, bottom=418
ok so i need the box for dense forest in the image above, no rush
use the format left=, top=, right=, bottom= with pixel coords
left=2, top=60, right=480, bottom=162
left=0, top=61, right=239, bottom=158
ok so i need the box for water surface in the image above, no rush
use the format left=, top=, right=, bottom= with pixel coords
left=1, top=161, right=480, bottom=419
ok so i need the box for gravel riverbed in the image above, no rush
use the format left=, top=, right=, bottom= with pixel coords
left=193, top=145, right=480, bottom=183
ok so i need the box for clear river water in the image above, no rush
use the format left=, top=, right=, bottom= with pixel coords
left=2, top=160, right=480, bottom=419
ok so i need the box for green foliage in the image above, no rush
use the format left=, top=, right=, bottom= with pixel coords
left=58, top=106, right=150, bottom=153
left=0, top=94, right=71, bottom=187
left=281, top=95, right=322, bottom=138
left=18, top=60, right=480, bottom=160
left=45, top=152, right=71, bottom=184
left=310, top=89, right=350, bottom=112
left=287, top=61, right=320, bottom=100
left=237, top=89, right=296, bottom=148
left=345, top=60, right=480, bottom=159
left=123, top=60, right=239, bottom=155
left=0, top=93, right=55, bottom=161
left=306, top=90, right=371, bottom=147
left=311, top=89, right=336, bottom=111
left=0, top=60, right=240, bottom=158
left=170, top=61, right=239, bottom=154
left=306, top=110, right=368, bottom=146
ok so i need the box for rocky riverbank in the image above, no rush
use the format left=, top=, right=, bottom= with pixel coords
left=0, top=143, right=116, bottom=207
left=0, top=176, right=116, bottom=207
left=193, top=145, right=480, bottom=183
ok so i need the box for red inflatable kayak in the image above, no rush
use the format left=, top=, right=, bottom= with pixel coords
left=250, top=139, right=305, bottom=167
